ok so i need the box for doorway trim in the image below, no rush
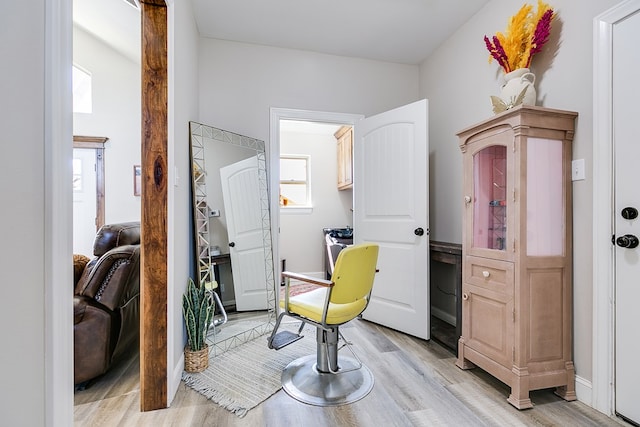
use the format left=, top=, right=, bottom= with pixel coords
left=269, top=108, right=363, bottom=283
left=46, top=0, right=74, bottom=423
left=48, top=0, right=171, bottom=421
left=73, top=135, right=107, bottom=230
left=592, top=0, right=640, bottom=416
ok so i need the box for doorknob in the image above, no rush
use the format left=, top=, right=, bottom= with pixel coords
left=228, top=242, right=236, bottom=247
left=414, top=227, right=424, bottom=236
left=616, top=234, right=639, bottom=249
left=621, top=207, right=638, bottom=220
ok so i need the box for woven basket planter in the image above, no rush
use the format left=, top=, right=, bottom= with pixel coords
left=184, top=345, right=209, bottom=373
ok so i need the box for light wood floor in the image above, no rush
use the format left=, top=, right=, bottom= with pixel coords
left=74, top=319, right=630, bottom=427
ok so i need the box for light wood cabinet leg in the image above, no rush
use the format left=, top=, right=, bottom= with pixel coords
left=507, top=367, right=533, bottom=409
left=555, top=362, right=577, bottom=402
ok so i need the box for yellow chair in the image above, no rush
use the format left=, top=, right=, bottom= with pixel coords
left=268, top=243, right=379, bottom=406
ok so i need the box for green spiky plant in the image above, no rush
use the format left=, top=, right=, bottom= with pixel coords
left=182, top=278, right=214, bottom=352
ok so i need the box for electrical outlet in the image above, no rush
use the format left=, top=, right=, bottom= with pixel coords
left=572, top=159, right=585, bottom=181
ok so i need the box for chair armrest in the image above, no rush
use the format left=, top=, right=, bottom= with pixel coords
left=281, top=271, right=333, bottom=287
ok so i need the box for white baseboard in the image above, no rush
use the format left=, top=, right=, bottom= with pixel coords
left=431, top=306, right=456, bottom=326
left=575, top=375, right=593, bottom=407
left=169, top=354, right=184, bottom=406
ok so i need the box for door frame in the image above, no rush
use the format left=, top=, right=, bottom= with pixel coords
left=46, top=0, right=171, bottom=421
left=592, top=0, right=640, bottom=416
left=73, top=135, right=107, bottom=230
left=269, top=108, right=363, bottom=287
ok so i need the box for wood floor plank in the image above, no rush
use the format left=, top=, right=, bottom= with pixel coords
left=74, top=318, right=630, bottom=426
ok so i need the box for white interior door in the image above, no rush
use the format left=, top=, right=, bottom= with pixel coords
left=613, top=9, right=640, bottom=424
left=354, top=99, right=430, bottom=339
left=72, top=148, right=97, bottom=257
left=220, top=156, right=268, bottom=311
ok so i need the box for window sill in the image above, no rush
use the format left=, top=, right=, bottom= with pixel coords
left=280, top=206, right=313, bottom=215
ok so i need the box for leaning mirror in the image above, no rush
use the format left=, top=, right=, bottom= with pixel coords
left=189, top=121, right=276, bottom=356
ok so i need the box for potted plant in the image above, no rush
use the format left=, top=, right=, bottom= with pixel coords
left=182, top=278, right=214, bottom=373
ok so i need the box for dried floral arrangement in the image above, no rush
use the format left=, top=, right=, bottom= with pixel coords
left=484, top=1, right=555, bottom=74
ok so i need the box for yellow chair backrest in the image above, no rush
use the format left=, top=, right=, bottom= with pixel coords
left=330, top=243, right=379, bottom=305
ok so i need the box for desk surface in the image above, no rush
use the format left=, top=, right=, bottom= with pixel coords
left=430, top=240, right=462, bottom=255
left=211, top=253, right=231, bottom=265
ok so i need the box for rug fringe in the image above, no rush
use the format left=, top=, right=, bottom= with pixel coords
left=182, top=373, right=251, bottom=417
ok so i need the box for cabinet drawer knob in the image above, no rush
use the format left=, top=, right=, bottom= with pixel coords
left=462, top=293, right=469, bottom=301
left=482, top=270, right=490, bottom=278
left=464, top=195, right=472, bottom=204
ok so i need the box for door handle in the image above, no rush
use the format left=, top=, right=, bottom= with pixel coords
left=616, top=234, right=639, bottom=249
left=414, top=227, right=424, bottom=236
left=228, top=242, right=236, bottom=248
left=621, top=207, right=638, bottom=220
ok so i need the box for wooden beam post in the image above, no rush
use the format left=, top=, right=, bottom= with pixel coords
left=140, top=0, right=168, bottom=411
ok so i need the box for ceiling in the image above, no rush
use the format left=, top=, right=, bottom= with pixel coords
left=74, top=0, right=489, bottom=65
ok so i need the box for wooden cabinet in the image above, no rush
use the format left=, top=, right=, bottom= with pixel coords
left=456, top=106, right=577, bottom=409
left=335, top=125, right=353, bottom=190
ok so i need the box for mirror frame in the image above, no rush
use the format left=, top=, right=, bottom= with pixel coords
left=189, top=121, right=276, bottom=356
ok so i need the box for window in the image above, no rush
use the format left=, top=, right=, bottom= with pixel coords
left=280, top=155, right=311, bottom=208
left=72, top=65, right=92, bottom=113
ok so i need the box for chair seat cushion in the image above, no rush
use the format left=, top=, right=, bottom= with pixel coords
left=280, top=288, right=367, bottom=325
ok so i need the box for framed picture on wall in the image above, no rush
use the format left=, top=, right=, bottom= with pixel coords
left=133, top=165, right=141, bottom=196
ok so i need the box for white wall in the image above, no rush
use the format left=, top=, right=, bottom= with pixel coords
left=168, top=0, right=200, bottom=403
left=197, top=39, right=420, bottom=287
left=280, top=128, right=353, bottom=275
left=420, top=0, right=623, bottom=392
left=0, top=5, right=47, bottom=425
left=73, top=26, right=141, bottom=224
left=198, top=39, right=419, bottom=146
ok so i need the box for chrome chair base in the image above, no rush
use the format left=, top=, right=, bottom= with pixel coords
left=281, top=354, right=374, bottom=406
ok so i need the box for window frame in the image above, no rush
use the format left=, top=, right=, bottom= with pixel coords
left=279, top=154, right=312, bottom=213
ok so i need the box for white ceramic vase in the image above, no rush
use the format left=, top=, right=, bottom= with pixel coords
left=500, top=68, right=536, bottom=107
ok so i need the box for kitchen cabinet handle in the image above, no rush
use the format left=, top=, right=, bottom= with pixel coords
left=462, top=293, right=469, bottom=301
left=482, top=270, right=490, bottom=278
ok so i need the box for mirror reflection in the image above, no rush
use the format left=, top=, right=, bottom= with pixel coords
left=189, top=122, right=275, bottom=356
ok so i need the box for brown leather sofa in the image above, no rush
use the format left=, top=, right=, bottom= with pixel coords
left=74, top=222, right=140, bottom=385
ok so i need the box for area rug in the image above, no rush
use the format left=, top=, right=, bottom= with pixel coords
left=182, top=324, right=316, bottom=417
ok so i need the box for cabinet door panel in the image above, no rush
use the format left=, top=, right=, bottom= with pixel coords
left=463, top=283, right=514, bottom=368
left=462, top=127, right=514, bottom=262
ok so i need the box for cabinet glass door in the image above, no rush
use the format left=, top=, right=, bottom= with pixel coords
left=473, top=145, right=507, bottom=251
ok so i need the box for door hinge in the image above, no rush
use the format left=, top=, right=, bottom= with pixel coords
left=512, top=308, right=516, bottom=322
left=512, top=188, right=516, bottom=202
left=512, top=347, right=516, bottom=363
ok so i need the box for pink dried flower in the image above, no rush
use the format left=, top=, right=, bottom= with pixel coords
left=526, top=8, right=554, bottom=66
left=484, top=35, right=510, bottom=73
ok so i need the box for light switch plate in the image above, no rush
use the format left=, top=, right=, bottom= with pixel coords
left=572, top=159, right=585, bottom=181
